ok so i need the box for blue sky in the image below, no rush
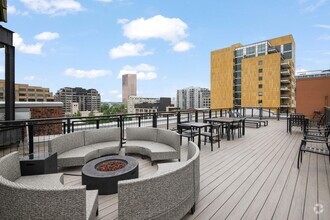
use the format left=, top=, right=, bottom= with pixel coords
left=1, top=0, right=330, bottom=102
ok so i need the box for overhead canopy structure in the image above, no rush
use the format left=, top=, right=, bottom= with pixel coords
left=0, top=0, right=7, bottom=23
left=0, top=25, right=15, bottom=120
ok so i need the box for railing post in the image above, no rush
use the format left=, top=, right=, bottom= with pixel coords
left=269, top=108, right=271, bottom=118
left=62, top=122, right=66, bottom=134
left=166, top=114, right=169, bottom=130
left=195, top=110, right=198, bottom=122
left=28, top=124, right=34, bottom=154
left=138, top=116, right=141, bottom=127
left=220, top=109, right=222, bottom=117
left=252, top=108, right=254, bottom=117
left=66, top=118, right=71, bottom=133
left=152, top=113, right=157, bottom=128
left=177, top=111, right=181, bottom=124
left=96, top=120, right=99, bottom=129
left=243, top=107, right=246, bottom=117
left=119, top=115, right=123, bottom=147
left=259, top=107, right=263, bottom=119
left=286, top=109, right=289, bottom=118
left=277, top=108, right=280, bottom=121
left=209, top=109, right=212, bottom=119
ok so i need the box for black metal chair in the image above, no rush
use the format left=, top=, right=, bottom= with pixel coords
left=178, top=124, right=199, bottom=146
left=297, top=123, right=330, bottom=169
left=200, top=124, right=221, bottom=151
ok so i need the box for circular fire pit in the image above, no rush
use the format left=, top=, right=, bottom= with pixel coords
left=82, top=156, right=138, bottom=195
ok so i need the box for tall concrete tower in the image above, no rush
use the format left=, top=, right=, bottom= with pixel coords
left=122, top=74, right=137, bottom=105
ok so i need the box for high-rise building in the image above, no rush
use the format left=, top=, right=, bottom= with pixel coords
left=211, top=35, right=295, bottom=112
left=55, top=87, right=101, bottom=115
left=0, top=80, right=54, bottom=102
left=176, top=87, right=210, bottom=110
left=122, top=74, right=137, bottom=105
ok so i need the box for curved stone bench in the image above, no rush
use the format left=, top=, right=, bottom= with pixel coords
left=125, top=127, right=180, bottom=164
left=49, top=127, right=121, bottom=168
left=0, top=152, right=98, bottom=220
left=118, top=141, right=200, bottom=220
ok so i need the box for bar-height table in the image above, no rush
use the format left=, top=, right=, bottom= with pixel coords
left=178, top=122, right=209, bottom=149
left=204, top=117, right=245, bottom=141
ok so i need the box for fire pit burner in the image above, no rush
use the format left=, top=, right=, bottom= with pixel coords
left=96, top=160, right=126, bottom=172
left=82, top=156, right=138, bottom=195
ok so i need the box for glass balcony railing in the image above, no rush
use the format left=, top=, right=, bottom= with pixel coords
left=281, top=70, right=290, bottom=76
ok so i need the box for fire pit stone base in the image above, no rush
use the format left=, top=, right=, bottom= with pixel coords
left=82, top=155, right=138, bottom=195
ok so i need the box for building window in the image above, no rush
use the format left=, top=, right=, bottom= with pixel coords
left=258, top=60, right=263, bottom=65
left=258, top=76, right=263, bottom=81
left=258, top=84, right=263, bottom=88
left=258, top=92, right=263, bottom=96
left=258, top=100, right=263, bottom=104
left=284, top=43, right=292, bottom=52
left=258, top=68, right=263, bottom=73
left=257, top=44, right=266, bottom=55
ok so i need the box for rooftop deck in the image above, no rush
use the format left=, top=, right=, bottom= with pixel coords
left=62, top=119, right=329, bottom=220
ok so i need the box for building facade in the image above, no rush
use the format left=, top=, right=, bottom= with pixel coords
left=296, top=69, right=330, bottom=117
left=211, top=35, right=295, bottom=112
left=0, top=80, right=54, bottom=102
left=55, top=87, right=101, bottom=115
left=176, top=87, right=210, bottom=110
left=127, top=96, right=172, bottom=114
left=122, top=74, right=137, bottom=105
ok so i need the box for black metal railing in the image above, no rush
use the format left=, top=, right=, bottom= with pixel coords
left=0, top=107, right=285, bottom=157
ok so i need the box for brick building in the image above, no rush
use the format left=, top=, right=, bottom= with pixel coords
left=296, top=70, right=330, bottom=117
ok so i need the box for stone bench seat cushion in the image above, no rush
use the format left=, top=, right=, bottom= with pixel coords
left=87, top=141, right=120, bottom=156
left=49, top=131, right=85, bottom=155
left=118, top=154, right=195, bottom=219
left=84, top=128, right=121, bottom=145
left=86, top=190, right=99, bottom=220
left=125, top=140, right=178, bottom=161
left=156, top=162, right=188, bottom=175
left=57, top=146, right=99, bottom=167
left=15, top=173, right=64, bottom=188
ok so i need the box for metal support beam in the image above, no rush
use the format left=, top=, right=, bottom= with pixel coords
left=5, top=44, right=14, bottom=120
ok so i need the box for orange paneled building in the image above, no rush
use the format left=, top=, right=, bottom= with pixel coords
left=211, top=35, right=296, bottom=113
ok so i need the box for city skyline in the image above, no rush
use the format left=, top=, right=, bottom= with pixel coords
left=0, top=0, right=329, bottom=102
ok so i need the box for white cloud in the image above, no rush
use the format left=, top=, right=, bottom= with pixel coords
left=122, top=15, right=188, bottom=43
left=118, top=64, right=157, bottom=80
left=64, top=68, right=112, bottom=78
left=13, top=33, right=44, bottom=55
left=21, top=0, right=84, bottom=15
left=109, top=43, right=152, bottom=59
left=117, top=18, right=129, bottom=24
left=173, top=41, right=194, bottom=52
left=314, top=24, right=330, bottom=29
left=109, top=90, right=118, bottom=94
left=300, top=0, right=326, bottom=12
left=8, top=5, right=17, bottom=14
left=95, top=0, right=113, bottom=3
left=34, top=32, right=60, bottom=41
left=23, top=76, right=35, bottom=81
left=318, top=35, right=330, bottom=40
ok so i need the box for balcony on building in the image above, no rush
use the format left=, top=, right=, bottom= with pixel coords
left=280, top=86, right=290, bottom=91
left=280, top=77, right=291, bottom=83
left=280, top=94, right=291, bottom=99
left=281, top=69, right=290, bottom=76
left=280, top=61, right=291, bottom=69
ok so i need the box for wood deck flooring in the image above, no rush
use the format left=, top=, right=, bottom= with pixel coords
left=62, top=120, right=330, bottom=220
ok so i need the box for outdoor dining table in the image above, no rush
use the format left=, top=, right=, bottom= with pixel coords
left=204, top=117, right=246, bottom=141
left=178, top=122, right=209, bottom=149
